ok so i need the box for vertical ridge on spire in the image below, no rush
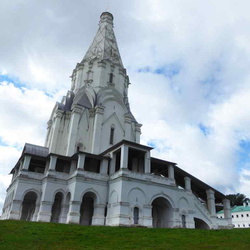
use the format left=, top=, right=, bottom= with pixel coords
left=82, top=12, right=123, bottom=67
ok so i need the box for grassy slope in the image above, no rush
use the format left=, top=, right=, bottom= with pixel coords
left=0, top=220, right=250, bottom=250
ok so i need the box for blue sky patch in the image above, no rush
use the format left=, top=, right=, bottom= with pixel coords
left=198, top=123, right=210, bottom=136
left=0, top=73, right=26, bottom=89
left=148, top=141, right=157, bottom=148
left=0, top=137, right=9, bottom=147
left=237, top=140, right=250, bottom=167
left=138, top=64, right=181, bottom=79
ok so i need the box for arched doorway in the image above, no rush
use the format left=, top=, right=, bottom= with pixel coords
left=79, top=192, right=96, bottom=226
left=194, top=217, right=210, bottom=229
left=20, top=191, right=37, bottom=221
left=51, top=192, right=63, bottom=223
left=133, top=207, right=139, bottom=224
left=151, top=197, right=173, bottom=228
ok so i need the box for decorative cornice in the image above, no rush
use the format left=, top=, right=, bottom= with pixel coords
left=55, top=109, right=64, bottom=118
left=71, top=104, right=83, bottom=114
left=95, top=105, right=105, bottom=115
left=98, top=61, right=107, bottom=68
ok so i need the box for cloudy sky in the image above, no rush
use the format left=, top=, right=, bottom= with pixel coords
left=1, top=0, right=250, bottom=211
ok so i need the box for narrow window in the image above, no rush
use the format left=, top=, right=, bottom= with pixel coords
left=247, top=214, right=249, bottom=217
left=110, top=127, right=115, bottom=145
left=109, top=73, right=114, bottom=83
left=181, top=215, right=186, bottom=228
left=241, top=214, right=244, bottom=217
left=232, top=215, right=234, bottom=218
left=236, top=215, right=239, bottom=218
left=133, top=207, right=139, bottom=224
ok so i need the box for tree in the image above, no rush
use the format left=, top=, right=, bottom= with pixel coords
left=226, top=193, right=249, bottom=207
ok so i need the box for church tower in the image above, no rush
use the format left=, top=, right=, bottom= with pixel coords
left=45, top=12, right=141, bottom=156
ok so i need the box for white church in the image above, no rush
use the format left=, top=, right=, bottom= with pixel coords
left=1, top=12, right=233, bottom=229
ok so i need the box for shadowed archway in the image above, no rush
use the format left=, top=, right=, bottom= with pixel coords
left=151, top=197, right=173, bottom=228
left=51, top=192, right=63, bottom=223
left=79, top=192, right=96, bottom=225
left=194, top=217, right=210, bottom=229
left=20, top=191, right=37, bottom=221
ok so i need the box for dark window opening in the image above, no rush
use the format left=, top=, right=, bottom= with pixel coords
left=115, top=150, right=121, bottom=172
left=84, top=157, right=100, bottom=173
left=150, top=162, right=168, bottom=177
left=128, top=148, right=145, bottom=173
left=133, top=207, right=139, bottom=224
left=241, top=214, right=244, bottom=217
left=181, top=215, right=186, bottom=228
left=28, top=159, right=46, bottom=173
left=55, top=159, right=71, bottom=173
left=109, top=73, right=114, bottom=83
left=110, top=127, right=115, bottom=145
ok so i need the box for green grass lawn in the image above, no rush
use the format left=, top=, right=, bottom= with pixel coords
left=0, top=220, right=249, bottom=250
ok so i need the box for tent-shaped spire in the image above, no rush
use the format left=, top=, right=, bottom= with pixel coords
left=82, top=12, right=123, bottom=67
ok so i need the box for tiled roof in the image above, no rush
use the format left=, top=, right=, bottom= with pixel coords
left=217, top=205, right=250, bottom=214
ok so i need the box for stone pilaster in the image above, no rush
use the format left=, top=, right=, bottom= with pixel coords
left=74, top=63, right=84, bottom=92
left=168, top=165, right=175, bottom=179
left=66, top=201, right=81, bottom=224
left=92, top=204, right=106, bottom=225
left=37, top=201, right=53, bottom=222
left=135, top=123, right=142, bottom=143
left=22, top=155, right=31, bottom=171
left=8, top=199, right=22, bottom=220
left=184, top=177, right=191, bottom=192
left=110, top=153, right=116, bottom=174
left=120, top=145, right=128, bottom=169
left=77, top=153, right=86, bottom=170
left=144, top=151, right=151, bottom=174
left=100, top=158, right=109, bottom=174
left=50, top=109, right=64, bottom=153
left=124, top=113, right=132, bottom=140
left=46, top=155, right=57, bottom=176
left=223, top=198, right=232, bottom=223
left=66, top=104, right=82, bottom=156
left=206, top=189, right=216, bottom=217
left=91, top=105, right=105, bottom=154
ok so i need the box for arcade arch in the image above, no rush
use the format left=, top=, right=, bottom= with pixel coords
left=79, top=192, right=96, bottom=225
left=151, top=197, right=173, bottom=228
left=20, top=191, right=37, bottom=221
left=51, top=192, right=63, bottom=223
left=194, top=217, right=210, bottom=229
